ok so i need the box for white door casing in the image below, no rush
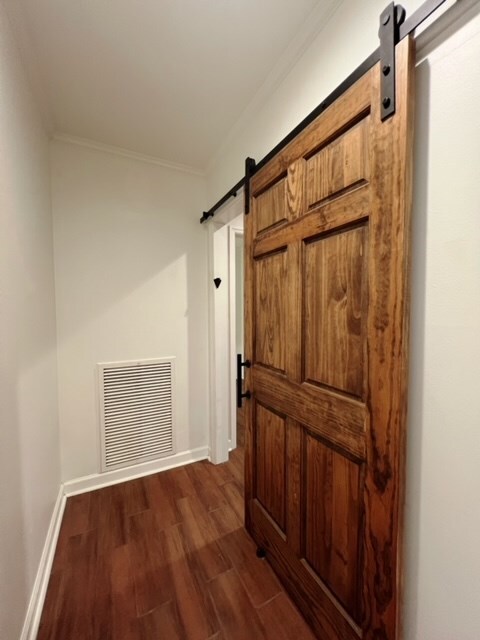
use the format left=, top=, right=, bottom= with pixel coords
left=208, top=192, right=244, bottom=463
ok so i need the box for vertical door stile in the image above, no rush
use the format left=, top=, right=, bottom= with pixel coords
left=285, top=158, right=305, bottom=557
left=363, top=36, right=416, bottom=638
left=244, top=193, right=255, bottom=532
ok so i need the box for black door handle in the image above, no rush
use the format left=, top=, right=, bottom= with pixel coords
left=236, top=354, right=251, bottom=408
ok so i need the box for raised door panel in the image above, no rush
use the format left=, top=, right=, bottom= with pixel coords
left=255, top=403, right=286, bottom=532
left=306, top=118, right=370, bottom=208
left=255, top=178, right=287, bottom=235
left=304, top=225, right=367, bottom=398
left=304, top=433, right=363, bottom=620
left=254, top=249, right=288, bottom=373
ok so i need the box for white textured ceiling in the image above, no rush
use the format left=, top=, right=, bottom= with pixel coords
left=8, top=0, right=338, bottom=170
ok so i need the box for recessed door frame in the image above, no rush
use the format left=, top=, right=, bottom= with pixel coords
left=228, top=221, right=244, bottom=453
left=207, top=191, right=244, bottom=464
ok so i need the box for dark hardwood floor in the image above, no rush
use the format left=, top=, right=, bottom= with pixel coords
left=38, top=408, right=315, bottom=639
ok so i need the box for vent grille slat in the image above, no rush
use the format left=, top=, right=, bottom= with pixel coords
left=104, top=416, right=173, bottom=432
left=103, top=368, right=169, bottom=378
left=104, top=390, right=172, bottom=403
left=99, top=358, right=175, bottom=472
left=103, top=373, right=172, bottom=382
left=104, top=397, right=172, bottom=413
left=104, top=362, right=165, bottom=371
left=103, top=408, right=172, bottom=425
left=104, top=379, right=171, bottom=389
left=106, top=439, right=173, bottom=460
left=105, top=436, right=173, bottom=453
left=105, top=447, right=173, bottom=466
left=106, top=436, right=173, bottom=454
left=105, top=425, right=173, bottom=444
left=108, top=444, right=170, bottom=466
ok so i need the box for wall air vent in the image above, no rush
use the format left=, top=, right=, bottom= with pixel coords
left=98, top=357, right=175, bottom=472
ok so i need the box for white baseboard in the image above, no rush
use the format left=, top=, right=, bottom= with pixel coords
left=63, top=445, right=210, bottom=496
left=20, top=486, right=66, bottom=640
left=20, top=447, right=209, bottom=638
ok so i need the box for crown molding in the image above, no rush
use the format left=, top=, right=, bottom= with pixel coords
left=53, top=133, right=206, bottom=177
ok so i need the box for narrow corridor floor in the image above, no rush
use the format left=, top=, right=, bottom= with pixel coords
left=37, top=445, right=316, bottom=639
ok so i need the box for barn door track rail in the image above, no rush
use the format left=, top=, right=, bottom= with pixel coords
left=200, top=0, right=451, bottom=224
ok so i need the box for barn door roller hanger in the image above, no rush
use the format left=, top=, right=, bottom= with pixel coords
left=379, top=2, right=406, bottom=120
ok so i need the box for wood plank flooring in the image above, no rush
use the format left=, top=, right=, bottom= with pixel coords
left=38, top=411, right=315, bottom=639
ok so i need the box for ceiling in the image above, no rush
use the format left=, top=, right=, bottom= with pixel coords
left=7, top=0, right=339, bottom=170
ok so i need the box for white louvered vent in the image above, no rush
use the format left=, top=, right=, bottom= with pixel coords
left=98, top=357, right=175, bottom=472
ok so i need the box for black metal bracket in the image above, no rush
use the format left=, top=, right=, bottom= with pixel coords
left=200, top=210, right=214, bottom=223
left=244, top=157, right=256, bottom=215
left=213, top=277, right=221, bottom=289
left=379, top=2, right=406, bottom=121
left=236, top=354, right=251, bottom=408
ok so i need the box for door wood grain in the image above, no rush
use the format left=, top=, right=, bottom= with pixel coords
left=244, top=37, right=415, bottom=640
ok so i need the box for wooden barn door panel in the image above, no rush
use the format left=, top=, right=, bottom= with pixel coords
left=244, top=37, right=414, bottom=640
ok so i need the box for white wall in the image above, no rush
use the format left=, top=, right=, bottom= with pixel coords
left=51, top=140, right=209, bottom=482
left=206, top=1, right=480, bottom=638
left=0, top=3, right=60, bottom=638
left=405, top=10, right=480, bottom=638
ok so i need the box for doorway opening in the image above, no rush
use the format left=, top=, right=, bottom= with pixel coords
left=209, top=194, right=245, bottom=464
left=234, top=232, right=245, bottom=449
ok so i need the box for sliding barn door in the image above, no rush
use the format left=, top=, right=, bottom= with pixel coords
left=244, top=37, right=414, bottom=640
